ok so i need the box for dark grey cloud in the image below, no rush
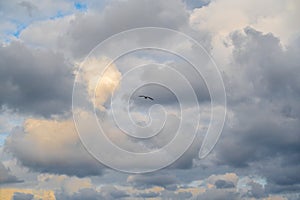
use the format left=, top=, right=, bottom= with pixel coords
left=137, top=191, right=160, bottom=198
left=195, top=189, right=239, bottom=200
left=55, top=187, right=129, bottom=200
left=261, top=159, right=300, bottom=194
left=127, top=174, right=178, bottom=189
left=55, top=188, right=104, bottom=200
left=215, top=107, right=300, bottom=168
left=108, top=190, right=129, bottom=199
left=245, top=181, right=267, bottom=199
left=227, top=27, right=300, bottom=111
left=0, top=162, right=22, bottom=184
left=0, top=41, right=73, bottom=117
left=211, top=27, right=300, bottom=194
left=12, top=192, right=34, bottom=200
left=161, top=190, right=193, bottom=200
left=215, top=179, right=235, bottom=189
left=100, top=186, right=130, bottom=199
left=266, top=183, right=300, bottom=195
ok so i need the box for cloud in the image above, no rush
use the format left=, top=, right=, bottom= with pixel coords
left=215, top=179, right=235, bottom=189
left=19, top=15, right=75, bottom=53
left=261, top=159, right=300, bottom=194
left=3, top=55, right=125, bottom=177
left=5, top=118, right=103, bottom=177
left=81, top=56, right=121, bottom=111
left=161, top=190, right=193, bottom=200
left=127, top=174, right=178, bottom=189
left=18, top=0, right=196, bottom=58
left=37, top=174, right=92, bottom=195
left=0, top=41, right=73, bottom=117
left=229, top=27, right=300, bottom=104
left=55, top=186, right=130, bottom=200
left=0, top=0, right=300, bottom=199
left=18, top=1, right=37, bottom=17
left=100, top=186, right=130, bottom=199
left=207, top=173, right=238, bottom=187
left=0, top=108, right=23, bottom=134
left=190, top=0, right=300, bottom=45
left=12, top=192, right=34, bottom=200
left=0, top=187, right=56, bottom=199
left=195, top=189, right=239, bottom=200
left=66, top=0, right=190, bottom=57
left=0, top=162, right=21, bottom=184
left=0, top=0, right=76, bottom=43
left=55, top=188, right=104, bottom=200
left=138, top=61, right=211, bottom=105
left=246, top=181, right=267, bottom=198
left=209, top=27, right=300, bottom=194
left=136, top=191, right=160, bottom=198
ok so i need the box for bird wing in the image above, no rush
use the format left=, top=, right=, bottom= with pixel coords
left=138, top=95, right=154, bottom=100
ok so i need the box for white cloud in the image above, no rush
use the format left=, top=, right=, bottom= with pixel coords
left=190, top=0, right=300, bottom=69
left=80, top=56, right=121, bottom=111
left=190, top=0, right=300, bottom=44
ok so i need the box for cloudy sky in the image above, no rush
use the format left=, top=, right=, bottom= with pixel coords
left=0, top=0, right=300, bottom=199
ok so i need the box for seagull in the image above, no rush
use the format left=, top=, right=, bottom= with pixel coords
left=138, top=95, right=154, bottom=101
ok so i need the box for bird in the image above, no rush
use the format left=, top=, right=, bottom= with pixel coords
left=138, top=95, right=154, bottom=101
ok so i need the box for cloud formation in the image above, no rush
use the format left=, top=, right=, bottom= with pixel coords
left=211, top=28, right=300, bottom=194
left=0, top=162, right=21, bottom=184
left=81, top=56, right=121, bottom=111
left=6, top=118, right=103, bottom=177
left=127, top=174, right=178, bottom=189
left=0, top=0, right=299, bottom=199
left=0, top=42, right=73, bottom=117
left=12, top=192, right=34, bottom=200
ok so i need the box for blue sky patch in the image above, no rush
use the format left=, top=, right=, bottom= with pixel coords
left=49, top=10, right=72, bottom=20
left=0, top=133, right=8, bottom=146
left=74, top=2, right=88, bottom=12
left=13, top=23, right=27, bottom=38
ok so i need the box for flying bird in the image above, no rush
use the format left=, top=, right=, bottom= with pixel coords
left=138, top=95, right=154, bottom=101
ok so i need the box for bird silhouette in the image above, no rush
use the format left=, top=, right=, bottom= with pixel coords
left=138, top=95, right=154, bottom=101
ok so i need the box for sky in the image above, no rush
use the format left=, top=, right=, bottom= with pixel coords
left=0, top=0, right=299, bottom=199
